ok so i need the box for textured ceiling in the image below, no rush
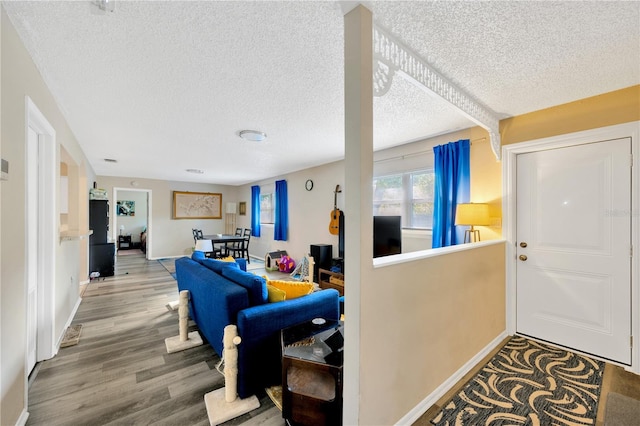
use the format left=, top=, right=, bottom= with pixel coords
left=3, top=1, right=639, bottom=185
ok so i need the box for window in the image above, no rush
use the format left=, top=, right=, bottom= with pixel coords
left=373, top=169, right=434, bottom=229
left=260, top=193, right=274, bottom=224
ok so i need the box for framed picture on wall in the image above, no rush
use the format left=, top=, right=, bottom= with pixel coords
left=238, top=201, right=247, bottom=216
left=172, top=191, right=222, bottom=219
left=117, top=200, right=135, bottom=216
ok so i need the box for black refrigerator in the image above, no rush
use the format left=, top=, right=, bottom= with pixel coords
left=89, top=199, right=115, bottom=278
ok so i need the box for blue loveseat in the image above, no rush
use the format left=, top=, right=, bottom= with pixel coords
left=175, top=252, right=340, bottom=398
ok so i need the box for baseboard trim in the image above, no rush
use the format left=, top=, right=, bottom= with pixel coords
left=16, top=408, right=29, bottom=426
left=149, top=254, right=183, bottom=261
left=395, top=330, right=509, bottom=425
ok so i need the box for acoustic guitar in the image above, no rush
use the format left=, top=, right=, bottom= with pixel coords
left=329, top=185, right=342, bottom=235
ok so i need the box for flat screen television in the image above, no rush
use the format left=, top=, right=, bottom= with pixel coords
left=373, top=215, right=402, bottom=258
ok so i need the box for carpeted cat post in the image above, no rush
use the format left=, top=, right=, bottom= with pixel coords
left=164, top=290, right=203, bottom=353
left=204, top=324, right=260, bottom=425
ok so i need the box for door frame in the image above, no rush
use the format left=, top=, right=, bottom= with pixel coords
left=25, top=96, right=57, bottom=362
left=503, top=121, right=640, bottom=372
left=113, top=187, right=152, bottom=259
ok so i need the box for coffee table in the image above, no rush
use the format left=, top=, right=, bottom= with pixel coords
left=281, top=318, right=344, bottom=426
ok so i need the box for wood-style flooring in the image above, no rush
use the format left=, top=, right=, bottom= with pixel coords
left=28, top=252, right=640, bottom=426
left=26, top=252, right=282, bottom=426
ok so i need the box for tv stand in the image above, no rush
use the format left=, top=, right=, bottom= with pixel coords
left=318, top=269, right=344, bottom=296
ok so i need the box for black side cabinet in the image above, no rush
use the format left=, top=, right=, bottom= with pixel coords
left=90, top=243, right=115, bottom=278
left=89, top=200, right=114, bottom=278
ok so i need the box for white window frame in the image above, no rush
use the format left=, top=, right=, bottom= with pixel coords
left=373, top=168, right=434, bottom=229
left=260, top=192, right=274, bottom=225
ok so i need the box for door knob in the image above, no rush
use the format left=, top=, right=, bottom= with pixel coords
left=520, top=242, right=528, bottom=248
left=519, top=255, right=528, bottom=261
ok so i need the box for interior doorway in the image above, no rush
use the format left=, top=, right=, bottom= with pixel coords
left=113, top=187, right=152, bottom=259
left=504, top=122, right=640, bottom=371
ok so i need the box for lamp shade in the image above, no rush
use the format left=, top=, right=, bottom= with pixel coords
left=455, top=203, right=490, bottom=226
left=194, top=239, right=213, bottom=252
left=226, top=202, right=237, bottom=214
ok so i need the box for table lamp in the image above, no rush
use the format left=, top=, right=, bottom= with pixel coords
left=455, top=203, right=490, bottom=243
left=195, top=239, right=213, bottom=255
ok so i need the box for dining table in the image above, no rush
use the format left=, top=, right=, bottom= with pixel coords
left=203, top=234, right=246, bottom=244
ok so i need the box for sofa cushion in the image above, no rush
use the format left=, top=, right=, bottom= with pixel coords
left=192, top=251, right=206, bottom=261
left=175, top=257, right=250, bottom=356
left=266, top=278, right=314, bottom=300
left=266, top=284, right=287, bottom=303
left=200, top=257, right=240, bottom=274
left=222, top=267, right=268, bottom=306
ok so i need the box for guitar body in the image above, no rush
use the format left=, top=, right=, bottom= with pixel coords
left=329, top=208, right=342, bottom=235
left=329, top=185, right=342, bottom=235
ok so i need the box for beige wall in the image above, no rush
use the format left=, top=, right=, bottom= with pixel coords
left=236, top=161, right=346, bottom=262
left=236, top=127, right=504, bottom=264
left=500, top=85, right=640, bottom=145
left=0, top=7, right=3, bottom=424
left=360, top=242, right=506, bottom=424
left=96, top=176, right=239, bottom=259
left=1, top=8, right=94, bottom=424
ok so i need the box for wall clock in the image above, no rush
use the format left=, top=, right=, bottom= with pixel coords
left=305, top=179, right=314, bottom=191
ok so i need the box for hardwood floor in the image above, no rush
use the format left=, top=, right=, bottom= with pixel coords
left=27, top=253, right=282, bottom=426
left=31, top=252, right=640, bottom=425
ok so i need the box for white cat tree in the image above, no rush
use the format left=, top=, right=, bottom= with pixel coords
left=164, top=290, right=203, bottom=353
left=204, top=324, right=259, bottom=425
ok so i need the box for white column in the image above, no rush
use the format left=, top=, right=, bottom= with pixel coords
left=343, top=5, right=374, bottom=426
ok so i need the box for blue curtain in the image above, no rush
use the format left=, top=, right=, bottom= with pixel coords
left=274, top=180, right=288, bottom=241
left=251, top=185, right=261, bottom=237
left=432, top=139, right=470, bottom=248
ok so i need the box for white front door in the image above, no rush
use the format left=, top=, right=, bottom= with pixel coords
left=26, top=126, right=39, bottom=374
left=516, top=138, right=632, bottom=364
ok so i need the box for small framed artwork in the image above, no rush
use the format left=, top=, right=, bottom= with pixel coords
left=238, top=201, right=247, bottom=216
left=173, top=191, right=222, bottom=219
left=117, top=200, right=135, bottom=216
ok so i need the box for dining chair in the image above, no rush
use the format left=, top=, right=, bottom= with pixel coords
left=224, top=228, right=243, bottom=257
left=231, top=228, right=251, bottom=263
left=192, top=228, right=204, bottom=244
left=193, top=228, right=221, bottom=258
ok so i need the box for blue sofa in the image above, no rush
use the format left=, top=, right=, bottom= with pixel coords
left=175, top=253, right=340, bottom=398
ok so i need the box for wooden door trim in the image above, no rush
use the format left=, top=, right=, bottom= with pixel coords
left=502, top=121, right=640, bottom=373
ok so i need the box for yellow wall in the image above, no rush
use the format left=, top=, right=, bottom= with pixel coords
left=469, top=130, right=502, bottom=241
left=500, top=85, right=640, bottom=145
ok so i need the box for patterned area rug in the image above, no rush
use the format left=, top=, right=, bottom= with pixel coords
left=157, top=258, right=177, bottom=279
left=60, top=324, right=83, bottom=348
left=432, top=336, right=604, bottom=426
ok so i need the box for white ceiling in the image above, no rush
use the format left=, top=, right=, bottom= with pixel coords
left=4, top=1, right=639, bottom=185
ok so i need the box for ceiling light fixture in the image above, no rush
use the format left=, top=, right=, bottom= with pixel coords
left=95, top=0, right=115, bottom=13
left=104, top=158, right=118, bottom=163
left=239, top=130, right=267, bottom=142
left=186, top=169, right=204, bottom=174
